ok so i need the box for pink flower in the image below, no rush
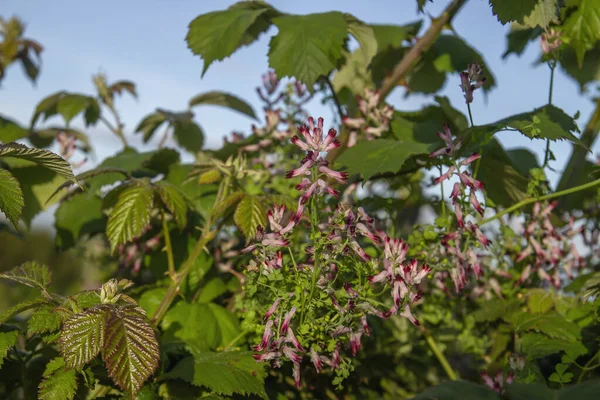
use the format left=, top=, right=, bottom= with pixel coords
left=254, top=320, right=274, bottom=351
left=350, top=331, right=363, bottom=356
left=400, top=304, right=420, bottom=326
left=310, top=348, right=323, bottom=373
left=283, top=346, right=302, bottom=364
left=433, top=166, right=456, bottom=184
left=286, top=327, right=305, bottom=352
left=454, top=203, right=464, bottom=229
left=318, top=165, right=348, bottom=183
left=470, top=191, right=484, bottom=216
left=281, top=306, right=297, bottom=334
left=264, top=298, right=281, bottom=321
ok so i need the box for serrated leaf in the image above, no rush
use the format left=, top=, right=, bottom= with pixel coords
left=31, top=91, right=99, bottom=127
left=0, top=168, right=24, bottom=228
left=212, top=192, right=246, bottom=219
left=522, top=0, right=560, bottom=29
left=527, top=289, right=555, bottom=314
left=186, top=6, right=273, bottom=76
left=28, top=305, right=62, bottom=337
left=162, top=302, right=241, bottom=351
left=134, top=112, right=167, bottom=143
left=269, top=12, right=347, bottom=90
left=59, top=305, right=110, bottom=370
left=0, top=261, right=51, bottom=291
left=563, top=0, right=600, bottom=66
left=412, top=380, right=501, bottom=399
left=102, top=305, right=159, bottom=397
left=38, top=357, right=78, bottom=400
left=506, top=311, right=581, bottom=341
left=0, top=142, right=76, bottom=182
left=106, top=183, right=154, bottom=253
left=344, top=14, right=378, bottom=66
left=109, top=80, right=137, bottom=99
left=234, top=194, right=267, bottom=240
left=0, top=330, right=19, bottom=368
left=189, top=91, right=257, bottom=120
left=489, top=0, right=538, bottom=24
left=166, top=351, right=266, bottom=398
left=336, top=139, right=432, bottom=181
left=502, top=25, right=543, bottom=59
left=520, top=332, right=587, bottom=359
left=370, top=21, right=422, bottom=51
left=155, top=181, right=188, bottom=230
left=0, top=297, right=47, bottom=325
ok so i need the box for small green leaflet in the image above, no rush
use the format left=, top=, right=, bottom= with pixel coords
left=0, top=297, right=48, bottom=325
left=166, top=351, right=267, bottom=399
left=38, top=357, right=78, bottom=400
left=0, top=142, right=76, bottom=182
left=269, top=12, right=347, bottom=90
left=234, top=194, right=268, bottom=240
left=488, top=0, right=539, bottom=25
left=189, top=91, right=258, bottom=120
left=155, top=181, right=189, bottom=230
left=343, top=14, right=378, bottom=66
left=521, top=0, right=559, bottom=30
left=336, top=139, right=432, bottom=181
left=28, top=306, right=62, bottom=337
left=59, top=305, right=110, bottom=370
left=0, top=330, right=19, bottom=369
left=31, top=91, right=100, bottom=127
left=106, top=183, right=154, bottom=253
left=0, top=261, right=52, bottom=291
left=0, top=168, right=24, bottom=228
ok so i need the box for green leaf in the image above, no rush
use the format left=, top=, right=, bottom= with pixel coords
left=269, top=12, right=347, bottom=89
left=344, top=14, right=378, bottom=66
left=503, top=25, right=543, bottom=59
left=0, top=330, right=19, bottom=368
left=0, top=142, right=76, bottom=181
left=489, top=0, right=539, bottom=24
left=520, top=332, right=587, bottom=359
left=172, top=119, right=204, bottom=154
left=106, top=183, right=154, bottom=253
left=522, top=0, right=560, bottom=29
left=472, top=298, right=520, bottom=322
left=371, top=21, right=422, bottom=51
left=560, top=43, right=600, bottom=91
left=527, top=289, right=555, bottom=314
left=212, top=191, right=246, bottom=219
left=0, top=261, right=51, bottom=291
left=162, top=302, right=241, bottom=351
left=55, top=192, right=106, bottom=249
left=38, top=371, right=78, bottom=400
left=562, top=0, right=600, bottom=66
left=189, top=91, right=257, bottom=120
left=102, top=305, right=160, bottom=397
left=336, top=139, right=432, bottom=181
left=506, top=311, right=581, bottom=341
left=0, top=297, right=47, bottom=325
left=558, top=380, right=600, bottom=399
left=109, top=80, right=138, bottom=99
left=197, top=278, right=228, bottom=304
left=155, top=181, right=188, bottom=230
left=0, top=168, right=24, bottom=228
left=166, top=351, right=266, bottom=398
left=505, top=383, right=557, bottom=400
left=506, top=148, right=540, bottom=176
left=234, top=194, right=268, bottom=240
left=0, top=115, right=29, bottom=142
left=135, top=112, right=167, bottom=143
left=28, top=305, right=62, bottom=337
left=56, top=94, right=98, bottom=125
left=59, top=305, right=110, bottom=370
left=31, top=91, right=100, bottom=127
left=412, top=380, right=501, bottom=399
left=186, top=5, right=274, bottom=76
left=138, top=288, right=168, bottom=317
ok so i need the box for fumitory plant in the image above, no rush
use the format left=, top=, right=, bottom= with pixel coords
left=1, top=0, right=600, bottom=399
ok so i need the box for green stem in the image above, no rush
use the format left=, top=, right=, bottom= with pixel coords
left=544, top=61, right=556, bottom=168
left=578, top=350, right=600, bottom=383
left=439, top=166, right=447, bottom=220
left=422, top=328, right=458, bottom=381
left=479, top=177, right=600, bottom=226
left=161, top=211, right=176, bottom=279
left=466, top=102, right=475, bottom=127
left=223, top=330, right=248, bottom=351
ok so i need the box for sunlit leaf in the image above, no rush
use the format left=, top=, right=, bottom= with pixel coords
left=166, top=351, right=266, bottom=398
left=234, top=194, right=267, bottom=240
left=0, top=330, right=19, bottom=368
left=0, top=168, right=24, bottom=228
left=0, top=261, right=51, bottom=291
left=0, top=142, right=75, bottom=181
left=189, top=91, right=257, bottom=120
left=269, top=12, right=347, bottom=90
left=102, top=305, right=160, bottom=397
left=38, top=357, right=78, bottom=400
left=59, top=305, right=110, bottom=370
left=562, top=0, right=600, bottom=66
left=106, top=183, right=154, bottom=253
left=155, top=181, right=188, bottom=230
left=344, top=14, right=378, bottom=66
left=522, top=0, right=559, bottom=29
left=28, top=305, right=62, bottom=337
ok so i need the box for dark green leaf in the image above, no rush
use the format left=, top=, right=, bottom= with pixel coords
left=189, top=91, right=257, bottom=120
left=336, top=139, right=432, bottom=181
left=212, top=191, right=246, bottom=219
left=506, top=311, right=581, bottom=341
left=520, top=332, right=587, bottom=358
left=138, top=288, right=168, bottom=318
left=558, top=380, right=600, bottom=399
left=522, top=0, right=560, bottom=29
left=489, top=0, right=539, bottom=24
left=0, top=168, right=24, bottom=228
left=233, top=194, right=268, bottom=240
left=0, top=115, right=29, bottom=142
left=172, top=119, right=204, bottom=154
left=0, top=330, right=19, bottom=368
left=166, top=351, right=266, bottom=398
left=505, top=383, right=557, bottom=400
left=269, top=12, right=347, bottom=89
left=506, top=148, right=540, bottom=176
left=186, top=6, right=273, bottom=76
left=135, top=113, right=167, bottom=143
left=412, top=380, right=501, bottom=399
left=56, top=94, right=98, bottom=125
left=370, top=21, right=422, bottom=51
left=55, top=192, right=106, bottom=249
left=560, top=43, right=600, bottom=91
left=106, top=183, right=154, bottom=253
left=102, top=305, right=159, bottom=397
left=59, top=305, right=110, bottom=370
left=0, top=298, right=47, bottom=325
left=502, top=26, right=543, bottom=59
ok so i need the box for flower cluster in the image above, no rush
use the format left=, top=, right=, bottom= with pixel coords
left=541, top=28, right=562, bottom=55
left=459, top=62, right=486, bottom=104
left=481, top=370, right=514, bottom=394
left=56, top=131, right=87, bottom=169
left=342, top=89, right=393, bottom=147
left=429, top=124, right=491, bottom=291
left=239, top=117, right=430, bottom=388
left=514, top=201, right=584, bottom=288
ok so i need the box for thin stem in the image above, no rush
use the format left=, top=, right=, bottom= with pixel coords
left=223, top=330, right=248, bottom=351
left=479, top=177, right=600, bottom=226
left=100, top=115, right=128, bottom=148
left=578, top=350, right=600, bottom=383
left=544, top=61, right=556, bottom=168
left=161, top=211, right=176, bottom=280
left=466, top=102, right=475, bottom=127
left=421, top=328, right=459, bottom=381
left=438, top=166, right=447, bottom=220
left=324, top=75, right=344, bottom=123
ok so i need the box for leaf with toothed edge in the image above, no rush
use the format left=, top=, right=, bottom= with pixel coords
left=0, top=261, right=52, bottom=291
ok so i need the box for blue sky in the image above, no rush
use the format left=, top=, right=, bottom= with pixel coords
left=1, top=0, right=598, bottom=228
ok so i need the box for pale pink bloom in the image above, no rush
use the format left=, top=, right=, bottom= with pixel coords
left=281, top=306, right=297, bottom=334
left=264, top=298, right=281, bottom=321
